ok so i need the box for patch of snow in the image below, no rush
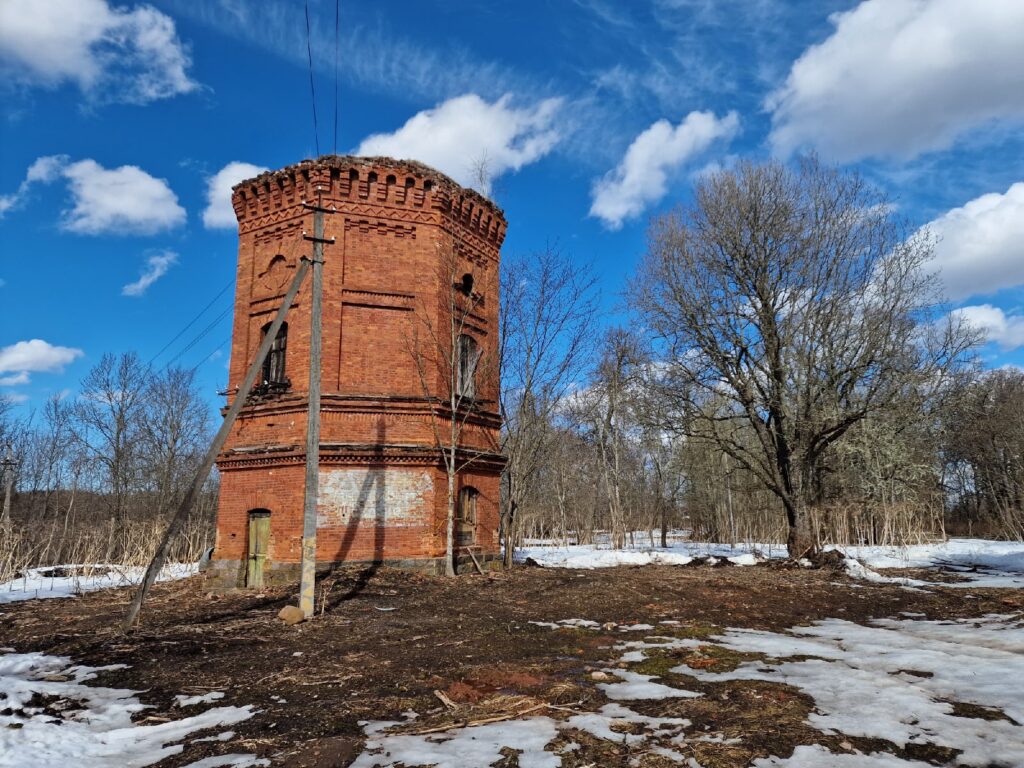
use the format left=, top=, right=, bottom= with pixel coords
left=679, top=615, right=1024, bottom=767
left=193, top=731, right=236, bottom=743
left=842, top=558, right=929, bottom=588
left=836, top=538, right=1024, bottom=589
left=176, top=692, right=225, bottom=707
left=619, top=623, right=655, bottom=632
left=181, top=756, right=269, bottom=768
left=752, top=745, right=935, bottom=766
left=0, top=563, right=198, bottom=604
left=349, top=717, right=563, bottom=768
left=0, top=652, right=256, bottom=768
left=599, top=670, right=702, bottom=701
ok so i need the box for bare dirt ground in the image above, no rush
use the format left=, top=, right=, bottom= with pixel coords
left=2, top=561, right=1021, bottom=767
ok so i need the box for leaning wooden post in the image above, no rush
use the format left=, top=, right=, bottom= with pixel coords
left=299, top=192, right=331, bottom=618
left=121, top=258, right=312, bottom=632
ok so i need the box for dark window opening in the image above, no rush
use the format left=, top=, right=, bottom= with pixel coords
left=257, top=322, right=290, bottom=394
left=460, top=272, right=474, bottom=296
left=456, top=334, right=479, bottom=400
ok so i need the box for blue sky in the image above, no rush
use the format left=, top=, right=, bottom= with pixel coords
left=2, top=0, right=1024, bottom=412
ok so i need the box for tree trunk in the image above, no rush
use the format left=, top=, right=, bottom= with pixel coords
left=445, top=452, right=456, bottom=577
left=502, top=499, right=517, bottom=569
left=786, top=502, right=817, bottom=559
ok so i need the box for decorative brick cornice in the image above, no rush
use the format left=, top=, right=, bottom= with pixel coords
left=232, top=155, right=507, bottom=249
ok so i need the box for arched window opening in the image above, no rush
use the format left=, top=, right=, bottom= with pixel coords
left=460, top=272, right=474, bottom=296
left=260, top=322, right=289, bottom=392
left=456, top=334, right=479, bottom=400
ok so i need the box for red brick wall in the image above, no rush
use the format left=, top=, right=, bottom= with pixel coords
left=213, top=157, right=506, bottom=572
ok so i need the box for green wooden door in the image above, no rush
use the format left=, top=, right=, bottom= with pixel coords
left=246, top=510, right=271, bottom=588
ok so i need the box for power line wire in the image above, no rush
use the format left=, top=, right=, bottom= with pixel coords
left=189, top=335, right=232, bottom=375
left=164, top=306, right=234, bottom=369
left=147, top=279, right=233, bottom=367
left=305, top=0, right=321, bottom=157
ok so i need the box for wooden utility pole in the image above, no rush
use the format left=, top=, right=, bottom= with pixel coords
left=299, top=189, right=334, bottom=617
left=1, top=446, right=15, bottom=533
left=122, top=257, right=313, bottom=632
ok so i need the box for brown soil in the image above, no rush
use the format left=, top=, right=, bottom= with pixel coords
left=0, top=562, right=1017, bottom=766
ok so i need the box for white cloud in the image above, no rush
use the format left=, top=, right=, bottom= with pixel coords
left=0, top=0, right=197, bottom=104
left=923, top=182, right=1024, bottom=301
left=769, top=0, right=1024, bottom=161
left=203, top=162, right=268, bottom=229
left=950, top=305, right=1024, bottom=351
left=122, top=250, right=178, bottom=296
left=0, top=372, right=30, bottom=387
left=0, top=155, right=185, bottom=234
left=0, top=339, right=83, bottom=387
left=355, top=94, right=562, bottom=194
left=589, top=110, right=739, bottom=229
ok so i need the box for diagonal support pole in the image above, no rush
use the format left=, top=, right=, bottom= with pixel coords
left=122, top=257, right=312, bottom=633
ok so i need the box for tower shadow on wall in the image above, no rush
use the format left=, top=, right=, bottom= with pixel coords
left=330, top=416, right=387, bottom=603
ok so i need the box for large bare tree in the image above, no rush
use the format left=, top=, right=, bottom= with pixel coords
left=499, top=247, right=599, bottom=566
left=631, top=158, right=977, bottom=558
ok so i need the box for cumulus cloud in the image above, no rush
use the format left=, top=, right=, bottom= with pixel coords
left=769, top=0, right=1024, bottom=161
left=0, top=339, right=83, bottom=387
left=923, top=182, right=1024, bottom=301
left=0, top=0, right=197, bottom=104
left=203, top=161, right=268, bottom=229
left=0, top=155, right=186, bottom=234
left=950, top=305, right=1024, bottom=351
left=122, top=250, right=178, bottom=296
left=589, top=110, right=739, bottom=229
left=355, top=94, right=562, bottom=194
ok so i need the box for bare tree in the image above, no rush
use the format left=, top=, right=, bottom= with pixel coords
left=409, top=242, right=497, bottom=576
left=141, top=367, right=211, bottom=518
left=631, top=157, right=978, bottom=558
left=73, top=352, right=149, bottom=523
left=499, top=247, right=599, bottom=566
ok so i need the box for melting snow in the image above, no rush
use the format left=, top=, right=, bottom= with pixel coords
left=679, top=615, right=1024, bottom=767
left=0, top=563, right=198, bottom=604
left=0, top=652, right=257, bottom=768
left=517, top=537, right=1024, bottom=589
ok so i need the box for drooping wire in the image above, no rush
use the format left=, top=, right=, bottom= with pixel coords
left=333, top=0, right=339, bottom=156
left=304, top=0, right=321, bottom=158
left=147, top=279, right=233, bottom=367
left=188, top=335, right=232, bottom=375
left=163, top=306, right=234, bottom=369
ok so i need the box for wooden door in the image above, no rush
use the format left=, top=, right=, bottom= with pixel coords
left=246, top=510, right=271, bottom=588
left=456, top=487, right=478, bottom=548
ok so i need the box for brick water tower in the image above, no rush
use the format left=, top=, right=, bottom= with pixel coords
left=210, top=156, right=506, bottom=585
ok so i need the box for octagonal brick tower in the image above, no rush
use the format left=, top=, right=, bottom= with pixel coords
left=211, top=156, right=506, bottom=585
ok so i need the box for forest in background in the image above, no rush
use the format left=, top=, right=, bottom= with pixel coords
left=3, top=159, right=1024, bottom=580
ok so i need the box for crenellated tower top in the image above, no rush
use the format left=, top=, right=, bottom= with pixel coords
left=231, top=155, right=507, bottom=255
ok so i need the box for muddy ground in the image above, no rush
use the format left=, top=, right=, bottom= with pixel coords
left=1, top=561, right=1021, bottom=767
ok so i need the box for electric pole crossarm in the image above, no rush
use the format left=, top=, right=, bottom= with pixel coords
left=122, top=257, right=313, bottom=632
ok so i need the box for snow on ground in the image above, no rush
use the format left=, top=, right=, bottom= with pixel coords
left=0, top=562, right=198, bottom=604
left=517, top=537, right=1024, bottom=588
left=0, top=652, right=260, bottom=768
left=353, top=613, right=1024, bottom=767
left=678, top=614, right=1024, bottom=767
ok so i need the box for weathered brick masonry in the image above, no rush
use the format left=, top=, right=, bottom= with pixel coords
left=212, top=156, right=506, bottom=585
